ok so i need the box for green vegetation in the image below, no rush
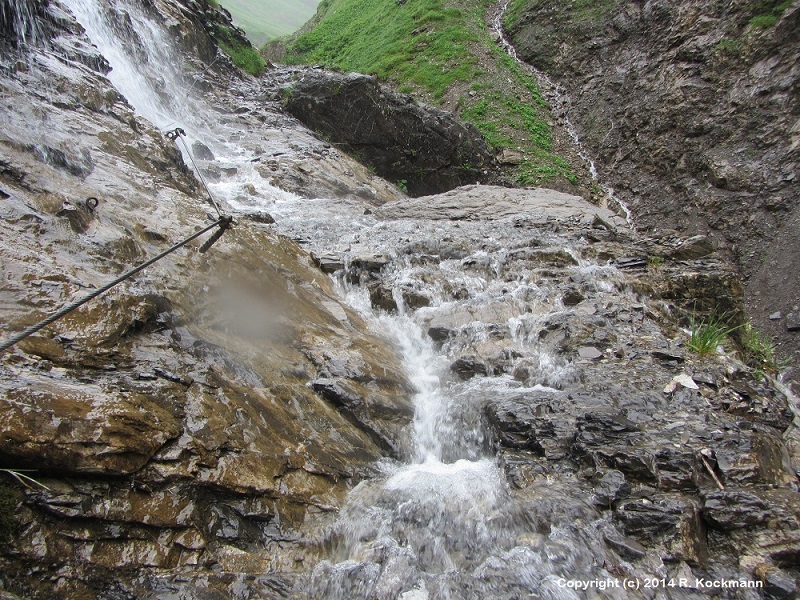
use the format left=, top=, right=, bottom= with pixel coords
left=713, top=37, right=743, bottom=58
left=286, top=0, right=478, bottom=98
left=749, top=0, right=792, bottom=28
left=215, top=24, right=266, bottom=76
left=219, top=0, right=320, bottom=46
left=686, top=311, right=787, bottom=378
left=688, top=312, right=741, bottom=356
left=647, top=255, right=665, bottom=270
left=503, top=0, right=527, bottom=30
left=739, top=322, right=786, bottom=378
left=284, top=0, right=576, bottom=187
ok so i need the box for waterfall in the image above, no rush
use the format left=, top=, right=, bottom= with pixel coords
left=60, top=0, right=300, bottom=210
left=61, top=2, right=685, bottom=598
left=62, top=0, right=186, bottom=129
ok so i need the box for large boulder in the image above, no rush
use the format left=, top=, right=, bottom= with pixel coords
left=283, top=71, right=496, bottom=196
left=376, top=184, right=628, bottom=226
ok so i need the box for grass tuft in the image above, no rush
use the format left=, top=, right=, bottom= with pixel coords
left=748, top=0, right=792, bottom=28
left=215, top=25, right=266, bottom=76
left=688, top=312, right=741, bottom=356
left=739, top=322, right=787, bottom=379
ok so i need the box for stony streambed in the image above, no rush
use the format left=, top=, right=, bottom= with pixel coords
left=0, top=0, right=797, bottom=598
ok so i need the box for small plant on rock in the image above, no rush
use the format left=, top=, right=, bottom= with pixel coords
left=739, top=322, right=787, bottom=379
left=688, top=312, right=741, bottom=356
left=647, top=255, right=665, bottom=271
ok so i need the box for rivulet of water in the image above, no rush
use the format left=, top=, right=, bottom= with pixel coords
left=1, top=0, right=44, bottom=47
left=492, top=0, right=634, bottom=228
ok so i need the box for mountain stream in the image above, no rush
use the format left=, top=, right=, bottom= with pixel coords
left=60, top=1, right=712, bottom=598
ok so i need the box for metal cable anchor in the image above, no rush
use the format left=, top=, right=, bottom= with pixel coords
left=199, top=215, right=233, bottom=254
left=165, top=127, right=186, bottom=141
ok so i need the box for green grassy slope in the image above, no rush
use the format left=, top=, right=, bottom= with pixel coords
left=283, top=0, right=576, bottom=188
left=220, top=0, right=319, bottom=46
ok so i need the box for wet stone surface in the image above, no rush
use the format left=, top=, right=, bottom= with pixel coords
left=0, top=0, right=797, bottom=598
left=266, top=183, right=800, bottom=597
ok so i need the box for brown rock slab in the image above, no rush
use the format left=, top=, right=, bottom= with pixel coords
left=0, top=376, right=180, bottom=475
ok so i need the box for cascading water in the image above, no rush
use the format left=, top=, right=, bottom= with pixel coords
left=62, top=1, right=701, bottom=598
left=267, top=198, right=648, bottom=598
left=63, top=0, right=193, bottom=131
left=61, top=0, right=293, bottom=192
left=0, top=0, right=45, bottom=47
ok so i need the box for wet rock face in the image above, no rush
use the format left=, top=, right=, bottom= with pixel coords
left=282, top=71, right=497, bottom=196
left=0, top=0, right=48, bottom=48
left=0, top=377, right=182, bottom=475
left=0, top=3, right=415, bottom=597
left=505, top=0, right=800, bottom=370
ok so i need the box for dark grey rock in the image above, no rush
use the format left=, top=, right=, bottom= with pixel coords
left=428, top=327, right=452, bottom=343
left=242, top=212, right=275, bottom=224
left=312, top=252, right=344, bottom=273
left=786, top=312, right=800, bottom=332
left=485, top=394, right=575, bottom=460
left=764, top=567, right=798, bottom=600
left=616, top=497, right=685, bottom=537
left=55, top=203, right=93, bottom=233
left=153, top=367, right=192, bottom=386
left=603, top=532, right=647, bottom=559
left=615, top=495, right=707, bottom=563
left=283, top=71, right=496, bottom=196
left=652, top=350, right=685, bottom=363
left=670, top=235, right=714, bottom=260
left=562, top=288, right=584, bottom=306
left=351, top=254, right=390, bottom=272
left=450, top=355, right=488, bottom=380
left=614, top=257, right=648, bottom=269
left=692, top=372, right=717, bottom=387
left=200, top=165, right=221, bottom=183
left=702, top=489, right=771, bottom=531
left=33, top=144, right=93, bottom=178
left=578, top=346, right=602, bottom=360
left=593, top=470, right=631, bottom=507
left=368, top=283, right=398, bottom=313
left=191, top=141, right=215, bottom=161
left=401, top=288, right=430, bottom=310
left=309, top=378, right=411, bottom=456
